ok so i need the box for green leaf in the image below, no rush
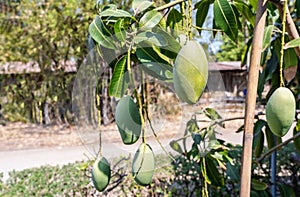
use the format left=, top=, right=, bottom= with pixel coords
left=114, top=19, right=127, bottom=42
left=204, top=108, right=222, bottom=120
left=265, top=125, right=275, bottom=149
left=251, top=178, right=268, bottom=191
left=285, top=37, right=300, bottom=49
left=136, top=45, right=173, bottom=80
left=133, top=31, right=167, bottom=46
left=89, top=15, right=116, bottom=49
left=262, top=25, right=274, bottom=51
left=166, top=8, right=183, bottom=35
left=169, top=140, right=183, bottom=154
left=254, top=131, right=264, bottom=157
left=254, top=120, right=266, bottom=136
left=154, top=28, right=181, bottom=58
left=100, top=8, right=132, bottom=18
left=293, top=119, right=300, bottom=152
left=139, top=10, right=163, bottom=30
left=226, top=162, right=239, bottom=181
left=132, top=0, right=153, bottom=15
left=232, top=0, right=255, bottom=27
left=206, top=157, right=224, bottom=187
left=214, top=0, right=238, bottom=42
left=196, top=0, right=211, bottom=35
left=109, top=56, right=128, bottom=98
left=278, top=183, right=296, bottom=197
left=284, top=48, right=298, bottom=69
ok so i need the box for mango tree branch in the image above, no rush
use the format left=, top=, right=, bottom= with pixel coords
left=256, top=128, right=300, bottom=163
left=154, top=0, right=185, bottom=12
left=240, top=0, right=268, bottom=196
left=270, top=0, right=300, bottom=58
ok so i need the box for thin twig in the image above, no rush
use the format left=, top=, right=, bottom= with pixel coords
left=154, top=0, right=186, bottom=12
left=257, top=129, right=300, bottom=163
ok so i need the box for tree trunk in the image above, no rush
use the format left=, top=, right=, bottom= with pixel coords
left=240, top=0, right=268, bottom=196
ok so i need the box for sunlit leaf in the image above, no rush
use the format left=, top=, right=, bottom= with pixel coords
left=109, top=56, right=128, bottom=98
left=214, top=0, right=238, bottom=42
left=284, top=37, right=300, bottom=49
left=89, top=15, right=116, bottom=49
left=114, top=18, right=127, bottom=42
left=139, top=10, right=163, bottom=30
left=170, top=140, right=183, bottom=154
left=100, top=8, right=132, bottom=18
left=136, top=45, right=173, bottom=80
left=262, top=25, right=274, bottom=51
left=166, top=8, right=183, bottom=35
left=132, top=0, right=153, bottom=15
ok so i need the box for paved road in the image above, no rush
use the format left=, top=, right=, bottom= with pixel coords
left=0, top=125, right=294, bottom=182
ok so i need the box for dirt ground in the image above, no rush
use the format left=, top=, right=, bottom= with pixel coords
left=0, top=101, right=248, bottom=151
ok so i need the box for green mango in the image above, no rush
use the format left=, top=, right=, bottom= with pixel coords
left=173, top=40, right=208, bottom=104
left=266, top=87, right=295, bottom=137
left=132, top=143, right=155, bottom=186
left=115, top=96, right=142, bottom=144
left=91, top=157, right=111, bottom=192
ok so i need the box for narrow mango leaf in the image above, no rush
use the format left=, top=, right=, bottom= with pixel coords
left=136, top=46, right=173, bottom=80
left=89, top=15, right=116, bottom=49
left=132, top=0, right=153, bottom=15
left=265, top=125, right=275, bottom=149
left=284, top=37, right=300, bottom=49
left=241, top=37, right=252, bottom=66
left=109, top=56, right=128, bottom=98
left=133, top=31, right=167, bottom=46
left=169, top=140, right=183, bottom=154
left=262, top=25, right=274, bottom=51
left=166, top=8, right=183, bottom=34
left=204, top=108, right=222, bottom=120
left=139, top=10, right=163, bottom=30
left=251, top=178, right=268, bottom=191
left=253, top=120, right=266, bottom=150
left=206, top=157, right=224, bottom=187
left=196, top=0, right=211, bottom=35
left=236, top=125, right=244, bottom=133
left=154, top=28, right=181, bottom=58
left=100, top=8, right=132, bottom=18
left=232, top=0, right=255, bottom=27
left=226, top=162, right=239, bottom=181
left=254, top=120, right=266, bottom=136
left=114, top=19, right=126, bottom=42
left=254, top=131, right=264, bottom=157
left=284, top=48, right=298, bottom=69
left=278, top=183, right=296, bottom=197
left=214, top=0, right=238, bottom=42
left=293, top=119, right=300, bottom=152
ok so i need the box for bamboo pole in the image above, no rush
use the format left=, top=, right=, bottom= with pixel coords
left=240, top=0, right=268, bottom=196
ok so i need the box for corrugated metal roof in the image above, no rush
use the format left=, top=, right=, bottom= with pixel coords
left=0, top=61, right=246, bottom=74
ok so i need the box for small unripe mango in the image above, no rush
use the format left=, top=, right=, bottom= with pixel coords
left=132, top=143, right=155, bottom=186
left=115, top=96, right=142, bottom=145
left=266, top=87, right=295, bottom=137
left=173, top=40, right=208, bottom=104
left=91, top=157, right=111, bottom=192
